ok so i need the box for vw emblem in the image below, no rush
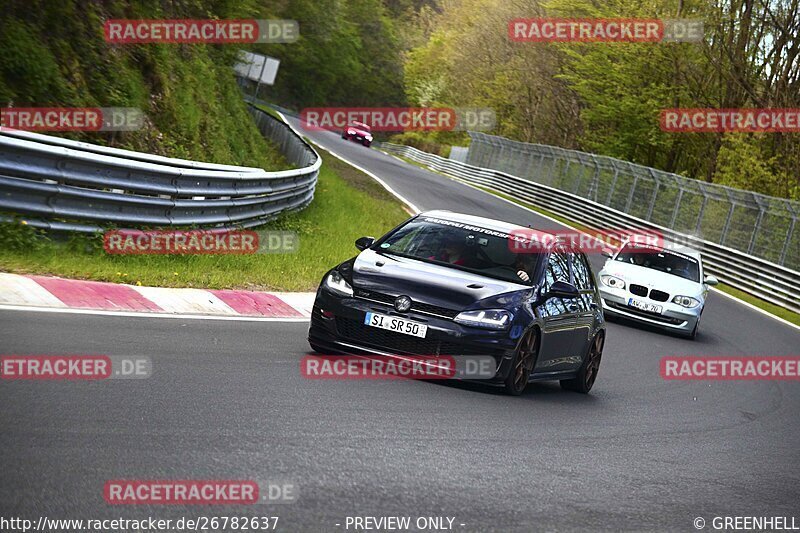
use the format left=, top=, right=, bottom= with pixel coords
left=394, top=295, right=412, bottom=312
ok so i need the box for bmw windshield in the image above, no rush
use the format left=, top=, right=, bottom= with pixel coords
left=615, top=243, right=700, bottom=282
left=374, top=216, right=541, bottom=285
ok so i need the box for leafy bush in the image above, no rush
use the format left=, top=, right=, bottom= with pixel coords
left=0, top=220, right=47, bottom=252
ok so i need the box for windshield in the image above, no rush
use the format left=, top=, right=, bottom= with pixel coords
left=351, top=122, right=371, bottom=131
left=615, top=243, right=700, bottom=282
left=375, top=216, right=540, bottom=284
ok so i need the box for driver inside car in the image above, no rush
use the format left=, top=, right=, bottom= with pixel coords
left=431, top=237, right=469, bottom=266
left=514, top=254, right=534, bottom=283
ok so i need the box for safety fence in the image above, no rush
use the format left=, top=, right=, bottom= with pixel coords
left=466, top=132, right=799, bottom=271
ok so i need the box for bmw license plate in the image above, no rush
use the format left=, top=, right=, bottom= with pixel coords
left=628, top=298, right=663, bottom=314
left=364, top=312, right=428, bottom=338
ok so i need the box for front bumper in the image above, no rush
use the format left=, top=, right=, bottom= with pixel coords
left=308, top=289, right=520, bottom=383
left=344, top=133, right=370, bottom=143
left=599, top=286, right=701, bottom=333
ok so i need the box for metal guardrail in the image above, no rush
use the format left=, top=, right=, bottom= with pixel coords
left=0, top=104, right=319, bottom=232
left=379, top=142, right=800, bottom=315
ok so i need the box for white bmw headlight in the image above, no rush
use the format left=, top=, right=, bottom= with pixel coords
left=324, top=270, right=353, bottom=297
left=454, top=309, right=513, bottom=329
left=672, top=295, right=700, bottom=308
left=600, top=275, right=626, bottom=290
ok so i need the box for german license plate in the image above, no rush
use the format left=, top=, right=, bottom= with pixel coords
left=628, top=298, right=662, bottom=314
left=364, top=312, right=428, bottom=338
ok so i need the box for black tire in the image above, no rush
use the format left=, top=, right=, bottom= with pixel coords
left=504, top=329, right=539, bottom=396
left=363, top=141, right=371, bottom=148
left=561, top=333, right=604, bottom=394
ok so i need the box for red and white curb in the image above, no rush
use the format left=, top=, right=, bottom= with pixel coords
left=0, top=273, right=314, bottom=321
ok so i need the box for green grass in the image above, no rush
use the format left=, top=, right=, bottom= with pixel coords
left=715, top=283, right=800, bottom=327
left=0, top=145, right=408, bottom=292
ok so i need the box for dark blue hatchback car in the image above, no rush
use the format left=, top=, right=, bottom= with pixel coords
left=308, top=211, right=606, bottom=395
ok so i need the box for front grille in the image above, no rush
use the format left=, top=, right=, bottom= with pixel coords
left=649, top=289, right=670, bottom=302
left=629, top=284, right=648, bottom=297
left=605, top=301, right=684, bottom=325
left=629, top=284, right=670, bottom=302
left=335, top=317, right=495, bottom=356
left=355, top=290, right=459, bottom=319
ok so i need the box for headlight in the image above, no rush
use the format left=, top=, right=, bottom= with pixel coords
left=324, top=270, right=353, bottom=297
left=672, top=295, right=700, bottom=308
left=365, top=133, right=373, bottom=140
left=600, top=275, right=626, bottom=290
left=454, top=309, right=513, bottom=329
left=347, top=128, right=356, bottom=135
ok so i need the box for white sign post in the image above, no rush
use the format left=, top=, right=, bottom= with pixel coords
left=235, top=52, right=281, bottom=101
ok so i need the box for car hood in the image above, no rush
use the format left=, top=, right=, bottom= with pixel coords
left=600, top=260, right=703, bottom=296
left=351, top=249, right=530, bottom=311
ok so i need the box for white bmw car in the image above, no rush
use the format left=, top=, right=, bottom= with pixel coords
left=598, top=241, right=718, bottom=339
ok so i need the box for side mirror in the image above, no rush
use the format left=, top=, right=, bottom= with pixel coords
left=601, top=248, right=615, bottom=258
left=704, top=275, right=719, bottom=286
left=546, top=281, right=580, bottom=300
left=355, top=236, right=375, bottom=251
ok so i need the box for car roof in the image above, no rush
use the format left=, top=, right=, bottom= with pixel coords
left=419, top=210, right=556, bottom=239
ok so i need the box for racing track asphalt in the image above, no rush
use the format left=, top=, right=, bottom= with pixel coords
left=0, top=123, right=798, bottom=532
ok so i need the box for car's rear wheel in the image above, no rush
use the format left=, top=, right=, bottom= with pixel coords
left=504, top=329, right=538, bottom=396
left=561, top=333, right=604, bottom=393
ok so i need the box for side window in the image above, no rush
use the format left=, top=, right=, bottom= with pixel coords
left=572, top=252, right=594, bottom=290
left=542, top=250, right=572, bottom=316
left=543, top=250, right=571, bottom=292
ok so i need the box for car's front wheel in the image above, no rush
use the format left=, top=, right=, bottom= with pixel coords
left=504, top=329, right=538, bottom=396
left=561, top=333, right=604, bottom=393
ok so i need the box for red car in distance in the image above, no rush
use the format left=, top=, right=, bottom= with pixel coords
left=342, top=121, right=373, bottom=147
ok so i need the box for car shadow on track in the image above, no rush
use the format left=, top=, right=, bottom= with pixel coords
left=604, top=314, right=716, bottom=344
left=303, top=352, right=606, bottom=404
left=426, top=377, right=604, bottom=405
